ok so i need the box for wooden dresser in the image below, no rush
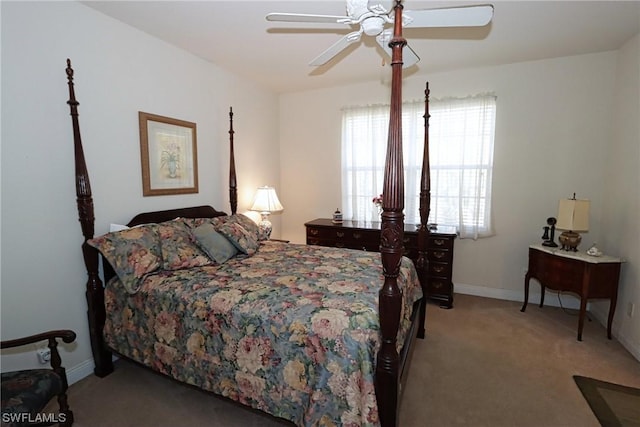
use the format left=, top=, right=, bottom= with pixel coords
left=305, top=218, right=457, bottom=308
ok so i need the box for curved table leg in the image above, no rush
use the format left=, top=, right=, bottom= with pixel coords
left=577, top=295, right=588, bottom=341
left=521, top=273, right=531, bottom=312
left=607, top=297, right=617, bottom=340
left=539, top=285, right=546, bottom=308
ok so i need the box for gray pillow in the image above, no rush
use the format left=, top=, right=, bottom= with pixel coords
left=192, top=223, right=238, bottom=264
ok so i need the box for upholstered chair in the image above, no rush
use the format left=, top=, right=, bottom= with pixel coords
left=1, top=330, right=76, bottom=426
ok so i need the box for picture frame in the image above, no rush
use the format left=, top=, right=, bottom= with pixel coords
left=139, top=112, right=198, bottom=196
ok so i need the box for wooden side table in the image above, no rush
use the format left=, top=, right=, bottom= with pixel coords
left=521, top=244, right=622, bottom=341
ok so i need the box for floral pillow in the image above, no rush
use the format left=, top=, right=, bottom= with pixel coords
left=87, top=225, right=162, bottom=294
left=182, top=215, right=230, bottom=230
left=216, top=221, right=260, bottom=256
left=192, top=222, right=238, bottom=264
left=156, top=219, right=211, bottom=270
left=230, top=213, right=266, bottom=241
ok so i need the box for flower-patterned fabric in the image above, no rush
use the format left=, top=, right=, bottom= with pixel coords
left=192, top=223, right=239, bottom=264
left=1, top=369, right=63, bottom=423
left=231, top=213, right=266, bottom=241
left=87, top=225, right=162, bottom=294
left=104, top=241, right=422, bottom=427
left=183, top=214, right=264, bottom=241
left=156, top=219, right=211, bottom=271
left=216, top=221, right=260, bottom=255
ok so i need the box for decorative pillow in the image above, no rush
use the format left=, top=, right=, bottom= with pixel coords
left=216, top=221, right=260, bottom=255
left=156, top=219, right=211, bottom=270
left=231, top=213, right=266, bottom=241
left=182, top=215, right=230, bottom=229
left=87, top=225, right=161, bottom=294
left=192, top=223, right=238, bottom=264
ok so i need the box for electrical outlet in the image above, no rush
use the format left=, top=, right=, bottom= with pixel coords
left=36, top=348, right=51, bottom=364
left=627, top=302, right=635, bottom=318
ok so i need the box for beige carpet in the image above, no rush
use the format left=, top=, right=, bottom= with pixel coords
left=63, top=294, right=640, bottom=426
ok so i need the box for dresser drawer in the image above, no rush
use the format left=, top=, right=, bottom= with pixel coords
left=307, top=229, right=379, bottom=252
left=428, top=261, right=452, bottom=279
left=428, top=236, right=454, bottom=250
left=427, top=249, right=452, bottom=263
left=404, top=233, right=454, bottom=251
left=428, top=278, right=452, bottom=295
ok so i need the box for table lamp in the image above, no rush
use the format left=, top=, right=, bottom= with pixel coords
left=556, top=194, right=590, bottom=252
left=250, top=186, right=283, bottom=239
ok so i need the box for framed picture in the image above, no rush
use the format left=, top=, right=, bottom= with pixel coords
left=139, top=112, right=198, bottom=196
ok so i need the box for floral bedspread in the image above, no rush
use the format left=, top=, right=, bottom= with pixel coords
left=104, top=241, right=422, bottom=426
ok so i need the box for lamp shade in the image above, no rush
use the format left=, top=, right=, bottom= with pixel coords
left=250, top=186, right=284, bottom=213
left=556, top=198, right=590, bottom=232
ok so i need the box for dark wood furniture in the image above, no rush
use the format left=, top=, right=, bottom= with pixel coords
left=521, top=244, right=622, bottom=341
left=1, top=330, right=76, bottom=426
left=305, top=219, right=457, bottom=308
left=66, top=5, right=429, bottom=423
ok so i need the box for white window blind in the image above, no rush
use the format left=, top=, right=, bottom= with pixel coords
left=341, top=94, right=496, bottom=239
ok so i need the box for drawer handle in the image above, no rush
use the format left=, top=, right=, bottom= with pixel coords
left=353, top=232, right=362, bottom=240
left=434, top=239, right=445, bottom=246
left=433, top=251, right=446, bottom=259
left=335, top=242, right=345, bottom=248
left=336, top=231, right=345, bottom=238
left=433, top=266, right=445, bottom=273
left=403, top=237, right=411, bottom=244
left=309, top=238, right=320, bottom=245
left=431, top=281, right=444, bottom=290
left=309, top=229, right=319, bottom=236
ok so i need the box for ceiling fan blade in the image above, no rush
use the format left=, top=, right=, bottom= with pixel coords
left=376, top=30, right=420, bottom=68
left=266, top=13, right=350, bottom=24
left=310, top=31, right=362, bottom=66
left=403, top=44, right=420, bottom=67
left=403, top=5, right=494, bottom=28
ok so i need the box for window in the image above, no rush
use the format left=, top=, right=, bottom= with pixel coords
left=341, top=94, right=496, bottom=239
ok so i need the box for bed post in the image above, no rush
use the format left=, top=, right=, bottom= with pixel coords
left=66, top=59, right=113, bottom=377
left=229, top=107, right=238, bottom=215
left=376, top=2, right=405, bottom=426
left=416, top=83, right=431, bottom=339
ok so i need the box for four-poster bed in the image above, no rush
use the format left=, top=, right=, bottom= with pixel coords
left=67, top=2, right=431, bottom=426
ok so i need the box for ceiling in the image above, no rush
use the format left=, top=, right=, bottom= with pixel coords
left=82, top=1, right=640, bottom=94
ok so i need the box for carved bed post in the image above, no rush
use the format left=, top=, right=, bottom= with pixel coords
left=375, top=1, right=406, bottom=426
left=228, top=107, right=238, bottom=215
left=416, top=83, right=431, bottom=339
left=66, top=59, right=113, bottom=377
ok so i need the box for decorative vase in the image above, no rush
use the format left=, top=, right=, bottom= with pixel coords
left=168, top=159, right=177, bottom=178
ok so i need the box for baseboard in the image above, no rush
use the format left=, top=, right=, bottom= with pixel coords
left=454, top=282, right=583, bottom=310
left=66, top=358, right=95, bottom=386
left=66, top=354, right=120, bottom=386
left=589, top=305, right=640, bottom=362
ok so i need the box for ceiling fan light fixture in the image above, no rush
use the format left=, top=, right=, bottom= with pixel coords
left=362, top=16, right=385, bottom=36
left=266, top=0, right=494, bottom=68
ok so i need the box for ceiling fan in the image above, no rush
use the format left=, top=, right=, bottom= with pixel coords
left=266, top=0, right=494, bottom=68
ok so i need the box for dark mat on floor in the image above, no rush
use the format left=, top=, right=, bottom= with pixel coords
left=573, top=375, right=640, bottom=427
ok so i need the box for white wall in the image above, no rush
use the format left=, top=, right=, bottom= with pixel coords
left=1, top=1, right=279, bottom=376
left=594, top=33, right=640, bottom=359
left=278, top=50, right=640, bottom=357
